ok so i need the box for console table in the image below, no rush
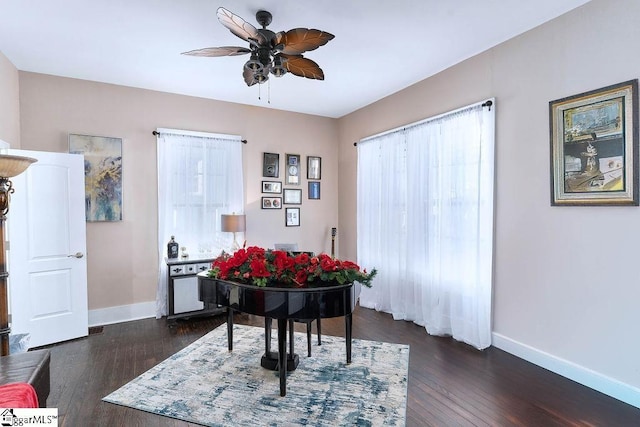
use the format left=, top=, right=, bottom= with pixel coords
left=166, top=257, right=224, bottom=324
left=198, top=274, right=356, bottom=396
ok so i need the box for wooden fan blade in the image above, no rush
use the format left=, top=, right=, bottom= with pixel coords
left=281, top=54, right=325, bottom=80
left=243, top=67, right=258, bottom=86
left=181, top=46, right=251, bottom=57
left=217, top=7, right=267, bottom=46
left=275, top=28, right=334, bottom=55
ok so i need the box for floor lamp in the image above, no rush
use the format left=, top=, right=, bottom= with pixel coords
left=0, top=154, right=37, bottom=356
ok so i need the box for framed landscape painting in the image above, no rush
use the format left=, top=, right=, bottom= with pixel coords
left=549, top=80, right=639, bottom=206
left=69, top=134, right=123, bottom=221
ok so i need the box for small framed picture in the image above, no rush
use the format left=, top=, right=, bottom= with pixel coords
left=285, top=154, right=301, bottom=185
left=283, top=188, right=302, bottom=204
left=262, top=197, right=282, bottom=209
left=285, top=207, right=300, bottom=227
left=263, top=152, right=279, bottom=178
left=262, top=181, right=282, bottom=194
left=307, top=156, right=321, bottom=180
left=308, top=181, right=321, bottom=200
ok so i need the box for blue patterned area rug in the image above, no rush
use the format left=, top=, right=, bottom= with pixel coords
left=103, top=324, right=409, bottom=426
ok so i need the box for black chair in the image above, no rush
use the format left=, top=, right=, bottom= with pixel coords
left=264, top=317, right=321, bottom=358
left=271, top=247, right=321, bottom=356
left=296, top=318, right=321, bottom=357
left=288, top=250, right=320, bottom=355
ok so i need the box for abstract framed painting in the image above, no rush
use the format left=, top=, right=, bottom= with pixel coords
left=549, top=80, right=639, bottom=206
left=69, top=134, right=123, bottom=221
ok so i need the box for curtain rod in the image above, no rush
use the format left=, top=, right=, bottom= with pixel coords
left=152, top=129, right=247, bottom=144
left=354, top=98, right=494, bottom=146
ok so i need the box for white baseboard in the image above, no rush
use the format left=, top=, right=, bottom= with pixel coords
left=88, top=301, right=156, bottom=327
left=492, top=332, right=640, bottom=409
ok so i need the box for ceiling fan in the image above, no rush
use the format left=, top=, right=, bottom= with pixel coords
left=182, top=7, right=335, bottom=86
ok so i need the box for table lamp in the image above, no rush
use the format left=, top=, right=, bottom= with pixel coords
left=0, top=154, right=38, bottom=355
left=221, top=213, right=246, bottom=252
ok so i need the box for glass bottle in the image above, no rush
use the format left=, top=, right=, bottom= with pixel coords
left=167, top=236, right=179, bottom=259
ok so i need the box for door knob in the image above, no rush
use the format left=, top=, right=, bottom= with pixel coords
left=68, top=252, right=84, bottom=258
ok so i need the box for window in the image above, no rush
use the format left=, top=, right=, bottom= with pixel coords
left=357, top=101, right=495, bottom=349
left=155, top=128, right=244, bottom=317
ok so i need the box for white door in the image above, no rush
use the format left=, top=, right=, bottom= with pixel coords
left=7, top=149, right=88, bottom=348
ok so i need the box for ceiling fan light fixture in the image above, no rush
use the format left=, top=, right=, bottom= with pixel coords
left=270, top=56, right=287, bottom=77
left=254, top=69, right=269, bottom=84
left=271, top=65, right=287, bottom=77
left=244, top=52, right=263, bottom=72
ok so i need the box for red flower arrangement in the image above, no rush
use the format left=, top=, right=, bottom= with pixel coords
left=208, top=246, right=377, bottom=288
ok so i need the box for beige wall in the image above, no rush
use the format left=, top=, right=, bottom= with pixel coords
left=0, top=50, right=20, bottom=147
left=339, top=0, right=640, bottom=393
left=18, top=73, right=338, bottom=310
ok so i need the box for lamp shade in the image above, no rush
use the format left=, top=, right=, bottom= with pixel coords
left=221, top=214, right=246, bottom=233
left=0, top=154, right=37, bottom=178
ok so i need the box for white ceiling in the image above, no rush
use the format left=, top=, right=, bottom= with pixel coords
left=0, top=0, right=591, bottom=118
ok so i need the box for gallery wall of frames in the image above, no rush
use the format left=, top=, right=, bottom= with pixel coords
left=261, top=152, right=322, bottom=227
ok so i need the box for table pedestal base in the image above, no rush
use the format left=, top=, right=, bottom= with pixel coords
left=261, top=351, right=299, bottom=371
left=262, top=317, right=300, bottom=372
left=222, top=304, right=352, bottom=396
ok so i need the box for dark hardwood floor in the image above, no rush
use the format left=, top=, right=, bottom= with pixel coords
left=35, top=307, right=639, bottom=426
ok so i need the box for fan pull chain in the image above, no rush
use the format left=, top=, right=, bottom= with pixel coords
left=255, top=80, right=271, bottom=104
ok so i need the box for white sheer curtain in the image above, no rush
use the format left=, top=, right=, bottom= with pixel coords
left=357, top=101, right=495, bottom=349
left=156, top=129, right=244, bottom=318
